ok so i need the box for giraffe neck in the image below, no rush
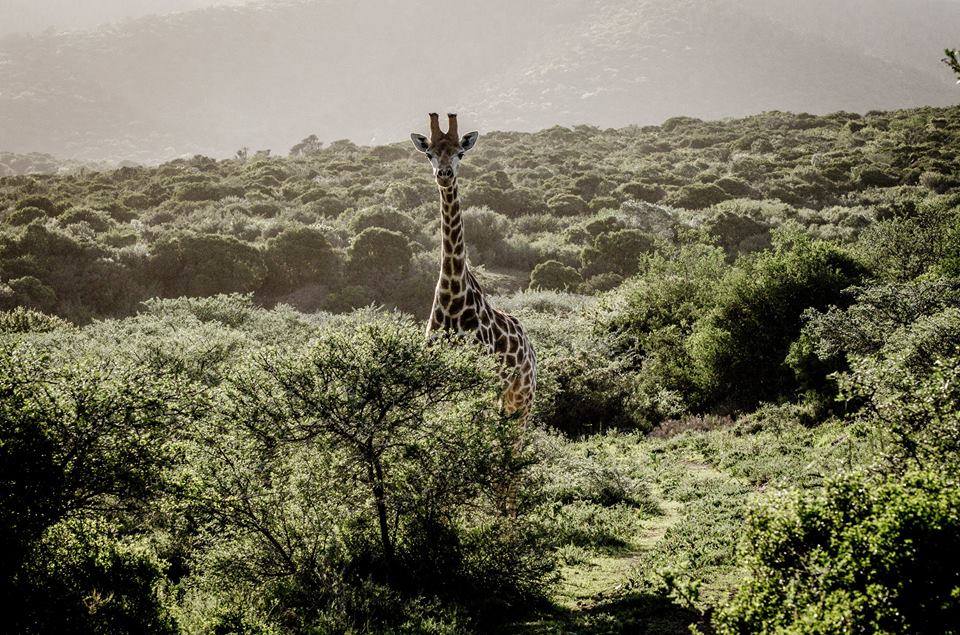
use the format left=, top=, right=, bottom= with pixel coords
left=437, top=178, right=468, bottom=290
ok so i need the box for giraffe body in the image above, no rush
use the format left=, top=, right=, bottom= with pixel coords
left=412, top=113, right=536, bottom=422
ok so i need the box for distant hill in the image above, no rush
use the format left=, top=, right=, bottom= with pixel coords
left=0, top=0, right=245, bottom=38
left=0, top=0, right=956, bottom=162
left=0, top=152, right=126, bottom=176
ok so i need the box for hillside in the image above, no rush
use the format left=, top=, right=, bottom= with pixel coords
left=0, top=0, right=956, bottom=162
left=0, top=0, right=244, bottom=38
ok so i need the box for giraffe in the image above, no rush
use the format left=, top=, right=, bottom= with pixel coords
left=411, top=113, right=536, bottom=423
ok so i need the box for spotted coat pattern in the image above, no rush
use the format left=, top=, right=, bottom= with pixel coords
left=416, top=114, right=536, bottom=422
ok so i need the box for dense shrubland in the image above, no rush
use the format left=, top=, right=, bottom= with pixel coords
left=2, top=306, right=554, bottom=632
left=3, top=104, right=960, bottom=633
left=3, top=105, right=960, bottom=323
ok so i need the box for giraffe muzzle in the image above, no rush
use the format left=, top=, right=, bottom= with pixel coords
left=437, top=167, right=454, bottom=179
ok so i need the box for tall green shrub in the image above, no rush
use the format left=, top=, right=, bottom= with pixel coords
left=688, top=233, right=865, bottom=410
left=715, top=471, right=960, bottom=635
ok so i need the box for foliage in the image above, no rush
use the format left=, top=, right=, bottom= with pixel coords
left=149, top=232, right=267, bottom=298
left=0, top=306, right=72, bottom=333
left=597, top=244, right=727, bottom=422
left=178, top=314, right=554, bottom=631
left=262, top=225, right=341, bottom=296
left=581, top=229, right=656, bottom=279
left=0, top=341, right=200, bottom=632
left=797, top=278, right=960, bottom=474
left=3, top=104, right=958, bottom=323
left=15, top=520, right=177, bottom=634
left=715, top=471, right=960, bottom=635
left=522, top=306, right=645, bottom=436
left=856, top=194, right=960, bottom=281
left=529, top=259, right=582, bottom=292
left=688, top=232, right=865, bottom=410
left=2, top=103, right=960, bottom=632
left=348, top=227, right=413, bottom=278
left=944, top=48, right=960, bottom=81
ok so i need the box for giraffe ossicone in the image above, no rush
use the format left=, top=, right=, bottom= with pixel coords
left=410, top=113, right=537, bottom=423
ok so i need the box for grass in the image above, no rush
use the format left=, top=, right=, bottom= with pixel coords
left=514, top=406, right=867, bottom=633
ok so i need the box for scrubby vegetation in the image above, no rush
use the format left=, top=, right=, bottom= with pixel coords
left=3, top=104, right=960, bottom=633
left=4, top=105, right=960, bottom=324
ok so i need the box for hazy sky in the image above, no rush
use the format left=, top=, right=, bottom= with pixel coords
left=0, top=0, right=956, bottom=162
left=0, top=0, right=247, bottom=37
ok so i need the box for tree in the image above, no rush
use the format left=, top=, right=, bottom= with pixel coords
left=580, top=229, right=656, bottom=278
left=0, top=306, right=71, bottom=333
left=666, top=182, right=729, bottom=209
left=944, top=48, right=960, bottom=82
left=1, top=276, right=57, bottom=313
left=0, top=343, right=197, bottom=631
left=5, top=206, right=46, bottom=226
left=289, top=134, right=323, bottom=157
left=183, top=316, right=549, bottom=629
left=856, top=196, right=960, bottom=282
left=225, top=318, right=504, bottom=560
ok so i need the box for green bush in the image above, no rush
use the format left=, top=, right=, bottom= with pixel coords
left=13, top=520, right=176, bottom=634
left=529, top=260, right=582, bottom=292
left=1, top=275, right=57, bottom=312
left=714, top=176, right=756, bottom=198
left=615, top=182, right=666, bottom=203
left=0, top=342, right=195, bottom=630
left=149, top=232, right=267, bottom=298
left=16, top=195, right=59, bottom=216
left=547, top=193, right=589, bottom=216
left=345, top=205, right=418, bottom=238
left=5, top=205, right=46, bottom=226
left=580, top=229, right=656, bottom=278
left=536, top=346, right=640, bottom=436
left=666, top=183, right=730, bottom=209
left=688, top=232, right=865, bottom=410
left=262, top=225, right=342, bottom=295
left=461, top=206, right=511, bottom=263
left=0, top=306, right=71, bottom=333
left=919, top=170, right=958, bottom=194
left=715, top=471, right=960, bottom=635
left=524, top=310, right=643, bottom=436
left=703, top=210, right=771, bottom=257
left=348, top=226, right=413, bottom=278
left=797, top=280, right=960, bottom=474
left=173, top=181, right=240, bottom=202
left=0, top=222, right=145, bottom=320
left=59, top=206, right=115, bottom=232
left=854, top=165, right=899, bottom=188
left=599, top=244, right=728, bottom=421
left=857, top=195, right=960, bottom=281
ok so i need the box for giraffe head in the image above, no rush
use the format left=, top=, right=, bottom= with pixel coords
left=410, top=113, right=478, bottom=187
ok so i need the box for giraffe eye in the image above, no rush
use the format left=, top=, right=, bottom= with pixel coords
left=425, top=153, right=433, bottom=160
left=457, top=152, right=464, bottom=159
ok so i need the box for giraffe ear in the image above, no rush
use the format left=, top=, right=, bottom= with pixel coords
left=410, top=133, right=430, bottom=153
left=460, top=131, right=479, bottom=152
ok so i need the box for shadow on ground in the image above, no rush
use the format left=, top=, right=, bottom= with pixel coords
left=508, top=591, right=704, bottom=635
